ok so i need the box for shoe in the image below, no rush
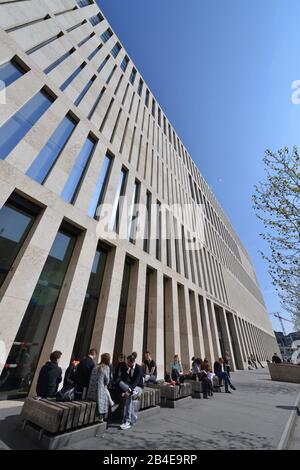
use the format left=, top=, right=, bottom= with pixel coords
left=95, top=416, right=104, bottom=423
left=225, top=390, right=231, bottom=394
left=120, top=421, right=131, bottom=430
left=111, top=403, right=119, bottom=413
left=203, top=394, right=209, bottom=399
left=230, top=385, right=236, bottom=390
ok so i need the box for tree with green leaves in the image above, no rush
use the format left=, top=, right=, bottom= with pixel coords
left=252, top=146, right=300, bottom=330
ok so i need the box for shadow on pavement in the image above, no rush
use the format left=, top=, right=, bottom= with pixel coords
left=0, top=406, right=38, bottom=450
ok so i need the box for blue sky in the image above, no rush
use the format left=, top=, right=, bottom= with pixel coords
left=97, top=0, right=300, bottom=334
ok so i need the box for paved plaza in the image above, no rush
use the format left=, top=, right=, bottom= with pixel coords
left=0, top=368, right=299, bottom=450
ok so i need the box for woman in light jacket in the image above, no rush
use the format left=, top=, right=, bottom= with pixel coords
left=87, top=353, right=118, bottom=422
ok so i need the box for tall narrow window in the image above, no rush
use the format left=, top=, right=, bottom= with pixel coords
left=61, top=135, right=97, bottom=204
left=97, top=55, right=110, bottom=73
left=0, top=89, right=55, bottom=160
left=156, top=201, right=162, bottom=261
left=138, top=78, right=143, bottom=96
left=166, top=210, right=172, bottom=268
left=158, top=108, right=161, bottom=127
left=88, top=153, right=112, bottom=218
left=77, top=0, right=93, bottom=7
left=100, top=28, right=113, bottom=43
left=113, top=258, right=132, bottom=364
left=145, top=88, right=150, bottom=107
left=151, top=98, right=156, bottom=118
left=111, top=167, right=127, bottom=233
left=0, top=58, right=28, bottom=87
left=129, top=67, right=136, bottom=85
left=44, top=48, right=76, bottom=74
left=60, top=63, right=86, bottom=91
left=87, top=44, right=102, bottom=61
left=0, top=222, right=78, bottom=399
left=26, top=114, right=77, bottom=183
left=111, top=42, right=121, bottom=58
left=128, top=180, right=141, bottom=243
left=120, top=55, right=129, bottom=72
left=89, top=13, right=104, bottom=26
left=0, top=194, right=41, bottom=290
left=74, top=75, right=96, bottom=106
left=72, top=244, right=109, bottom=360
left=87, top=86, right=106, bottom=120
left=78, top=32, right=95, bottom=48
left=143, top=191, right=152, bottom=253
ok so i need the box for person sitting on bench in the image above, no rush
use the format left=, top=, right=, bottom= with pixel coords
left=171, top=355, right=185, bottom=384
left=191, top=357, right=213, bottom=398
left=213, top=358, right=236, bottom=393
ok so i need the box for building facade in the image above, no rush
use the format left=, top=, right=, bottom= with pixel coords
left=0, top=0, right=279, bottom=399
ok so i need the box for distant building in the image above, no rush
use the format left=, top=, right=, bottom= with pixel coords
left=275, top=331, right=300, bottom=362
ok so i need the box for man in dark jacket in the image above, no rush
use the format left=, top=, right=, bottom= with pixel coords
left=272, top=353, right=282, bottom=364
left=119, top=355, right=144, bottom=430
left=74, top=348, right=97, bottom=399
left=36, top=351, right=62, bottom=398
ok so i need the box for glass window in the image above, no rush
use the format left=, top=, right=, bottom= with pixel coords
left=61, top=136, right=96, bottom=204
left=111, top=167, right=127, bottom=233
left=158, top=108, right=161, bottom=127
left=76, top=0, right=93, bottom=7
left=143, top=191, right=151, bottom=253
left=0, top=89, right=54, bottom=161
left=129, top=67, right=136, bottom=85
left=44, top=49, right=75, bottom=74
left=72, top=245, right=109, bottom=360
left=152, top=98, right=156, bottom=118
left=0, top=195, right=40, bottom=289
left=128, top=180, right=141, bottom=243
left=89, top=13, right=104, bottom=26
left=74, top=76, right=95, bottom=106
left=145, top=89, right=150, bottom=107
left=111, top=42, right=121, bottom=58
left=88, top=153, right=112, bottom=218
left=87, top=44, right=102, bottom=61
left=0, top=222, right=78, bottom=399
left=87, top=86, right=106, bottom=120
left=60, top=63, right=86, bottom=91
left=78, top=32, right=95, bottom=48
left=113, top=258, right=132, bottom=363
left=0, top=59, right=27, bottom=87
left=97, top=55, right=110, bottom=73
left=26, top=115, right=76, bottom=184
left=156, top=201, right=162, bottom=261
left=101, top=28, right=113, bottom=43
left=120, top=55, right=129, bottom=72
left=137, top=79, right=143, bottom=97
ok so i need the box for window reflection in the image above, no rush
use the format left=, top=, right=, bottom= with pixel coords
left=0, top=223, right=78, bottom=399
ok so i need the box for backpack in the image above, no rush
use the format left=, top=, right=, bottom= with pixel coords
left=55, top=386, right=75, bottom=402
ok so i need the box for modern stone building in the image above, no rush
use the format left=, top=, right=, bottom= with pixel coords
left=0, top=0, right=279, bottom=399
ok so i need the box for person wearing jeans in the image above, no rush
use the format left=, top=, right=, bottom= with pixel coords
left=119, top=355, right=144, bottom=430
left=213, top=358, right=236, bottom=393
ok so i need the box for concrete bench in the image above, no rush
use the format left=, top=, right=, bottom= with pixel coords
left=18, top=397, right=104, bottom=449
left=147, top=382, right=192, bottom=408
left=185, top=379, right=204, bottom=398
left=268, top=362, right=300, bottom=384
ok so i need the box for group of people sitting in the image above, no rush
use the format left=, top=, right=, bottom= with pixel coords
left=35, top=349, right=237, bottom=430
left=36, top=349, right=157, bottom=430
left=247, top=353, right=265, bottom=370
left=166, top=353, right=236, bottom=396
